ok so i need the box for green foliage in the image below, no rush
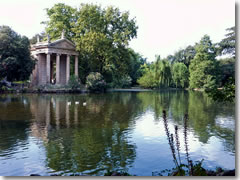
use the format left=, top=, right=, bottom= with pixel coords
left=127, top=49, right=146, bottom=85
left=110, top=74, right=132, bottom=88
left=189, top=35, right=217, bottom=90
left=206, top=77, right=235, bottom=102
left=29, top=32, right=46, bottom=44
left=170, top=46, right=196, bottom=67
left=160, top=111, right=207, bottom=176
left=43, top=3, right=138, bottom=83
left=218, top=58, right=235, bottom=86
left=137, top=57, right=172, bottom=89
left=0, top=26, right=35, bottom=81
left=86, top=72, right=106, bottom=92
left=154, top=56, right=172, bottom=88
left=172, top=63, right=189, bottom=88
left=204, top=27, right=235, bottom=102
left=137, top=65, right=157, bottom=88
left=67, top=75, right=81, bottom=90
left=42, top=3, right=77, bottom=41
left=217, top=26, right=235, bottom=57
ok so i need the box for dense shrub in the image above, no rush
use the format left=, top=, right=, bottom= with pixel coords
left=111, top=75, right=132, bottom=88
left=68, top=75, right=81, bottom=90
left=86, top=72, right=106, bottom=92
left=137, top=71, right=157, bottom=89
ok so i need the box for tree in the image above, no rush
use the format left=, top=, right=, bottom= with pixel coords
left=43, top=3, right=138, bottom=83
left=218, top=57, right=235, bottom=86
left=171, top=45, right=196, bottom=67
left=205, top=27, right=235, bottom=102
left=172, top=62, right=189, bottom=88
left=154, top=56, right=172, bottom=88
left=29, top=32, right=46, bottom=44
left=189, top=35, right=217, bottom=90
left=217, top=26, right=235, bottom=57
left=128, top=48, right=146, bottom=85
left=42, top=3, right=77, bottom=41
left=137, top=68, right=157, bottom=89
left=0, top=26, right=35, bottom=81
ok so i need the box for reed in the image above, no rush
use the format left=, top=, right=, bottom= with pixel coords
left=162, top=110, right=179, bottom=168
left=183, top=113, right=191, bottom=174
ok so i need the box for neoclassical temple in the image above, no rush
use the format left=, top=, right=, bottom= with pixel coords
left=31, top=32, right=79, bottom=86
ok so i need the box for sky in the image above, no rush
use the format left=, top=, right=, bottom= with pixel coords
left=0, top=0, right=235, bottom=62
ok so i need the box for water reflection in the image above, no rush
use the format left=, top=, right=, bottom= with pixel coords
left=27, top=94, right=139, bottom=175
left=0, top=91, right=235, bottom=176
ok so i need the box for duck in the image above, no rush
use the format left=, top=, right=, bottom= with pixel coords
left=83, top=102, right=87, bottom=106
left=67, top=102, right=71, bottom=106
left=75, top=101, right=79, bottom=105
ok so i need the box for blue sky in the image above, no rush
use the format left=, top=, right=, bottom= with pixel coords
left=0, top=0, right=235, bottom=62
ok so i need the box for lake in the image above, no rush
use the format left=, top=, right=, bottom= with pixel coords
left=0, top=90, right=235, bottom=176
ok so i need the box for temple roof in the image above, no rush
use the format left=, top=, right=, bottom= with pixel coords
left=31, top=37, right=78, bottom=56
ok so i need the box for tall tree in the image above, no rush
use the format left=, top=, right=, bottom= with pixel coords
left=171, top=45, right=196, bottom=67
left=172, top=62, right=189, bottom=88
left=29, top=32, right=46, bottom=45
left=0, top=26, right=35, bottom=81
left=43, top=3, right=138, bottom=82
left=189, top=35, right=217, bottom=90
left=206, top=27, right=235, bottom=102
left=217, top=26, right=235, bottom=57
left=42, top=3, right=77, bottom=41
left=154, top=56, right=171, bottom=88
left=127, top=48, right=146, bottom=85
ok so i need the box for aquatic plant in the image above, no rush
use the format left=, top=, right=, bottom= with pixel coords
left=161, top=110, right=207, bottom=176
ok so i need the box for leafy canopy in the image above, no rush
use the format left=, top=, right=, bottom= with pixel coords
left=172, top=62, right=189, bottom=88
left=189, top=35, right=217, bottom=89
left=43, top=3, right=138, bottom=83
left=0, top=26, right=35, bottom=81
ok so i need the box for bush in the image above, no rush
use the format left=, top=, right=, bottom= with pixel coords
left=137, top=71, right=157, bottom=89
left=86, top=72, right=106, bottom=92
left=111, top=75, right=132, bottom=88
left=68, top=75, right=81, bottom=90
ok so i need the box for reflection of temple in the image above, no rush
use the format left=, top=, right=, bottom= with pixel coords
left=30, top=32, right=79, bottom=86
left=28, top=95, right=137, bottom=174
left=29, top=95, right=79, bottom=141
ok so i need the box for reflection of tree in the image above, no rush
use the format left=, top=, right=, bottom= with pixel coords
left=40, top=93, right=138, bottom=175
left=136, top=90, right=235, bottom=152
left=137, top=91, right=171, bottom=121
left=0, top=120, right=29, bottom=153
left=169, top=90, right=189, bottom=124
left=0, top=94, right=31, bottom=155
left=214, top=126, right=235, bottom=154
left=187, top=91, right=217, bottom=143
left=187, top=91, right=235, bottom=150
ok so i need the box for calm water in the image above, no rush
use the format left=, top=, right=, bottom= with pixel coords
left=0, top=91, right=235, bottom=176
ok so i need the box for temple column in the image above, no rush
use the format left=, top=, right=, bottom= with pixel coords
left=55, top=99, right=60, bottom=130
left=75, top=55, right=78, bottom=77
left=45, top=100, right=50, bottom=135
left=46, top=53, right=51, bottom=83
left=74, top=105, right=78, bottom=126
left=31, top=54, right=39, bottom=86
left=66, top=102, right=70, bottom=128
left=56, top=54, right=60, bottom=84
left=66, top=54, right=70, bottom=84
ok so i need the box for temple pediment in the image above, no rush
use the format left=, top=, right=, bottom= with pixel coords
left=49, top=39, right=76, bottom=50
